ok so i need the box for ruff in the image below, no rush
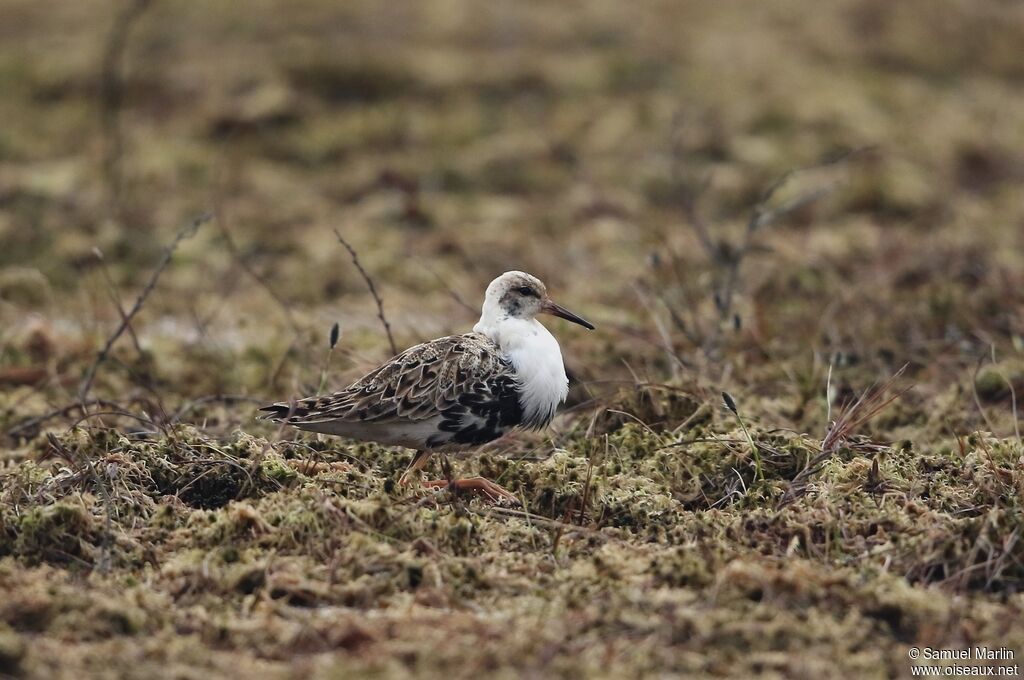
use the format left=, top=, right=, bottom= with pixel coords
left=261, top=270, right=594, bottom=501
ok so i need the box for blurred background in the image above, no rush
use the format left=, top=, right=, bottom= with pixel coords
left=2, top=0, right=1023, bottom=432
left=2, top=2, right=1024, bottom=677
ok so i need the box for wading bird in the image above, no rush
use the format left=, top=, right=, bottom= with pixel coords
left=260, top=271, right=594, bottom=502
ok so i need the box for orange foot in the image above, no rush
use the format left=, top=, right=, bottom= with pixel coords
left=422, top=477, right=519, bottom=504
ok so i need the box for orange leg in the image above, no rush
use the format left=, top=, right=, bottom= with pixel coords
left=399, top=450, right=433, bottom=486
left=400, top=451, right=518, bottom=504
left=421, top=477, right=520, bottom=504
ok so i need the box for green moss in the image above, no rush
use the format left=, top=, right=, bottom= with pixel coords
left=260, top=457, right=298, bottom=485
left=14, top=503, right=96, bottom=566
left=3, top=0, right=1024, bottom=676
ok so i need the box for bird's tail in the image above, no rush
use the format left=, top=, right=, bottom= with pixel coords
left=258, top=402, right=299, bottom=421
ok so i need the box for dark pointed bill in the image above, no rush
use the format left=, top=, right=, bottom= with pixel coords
left=541, top=300, right=595, bottom=330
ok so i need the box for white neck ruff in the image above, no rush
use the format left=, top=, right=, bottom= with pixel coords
left=474, top=314, right=568, bottom=428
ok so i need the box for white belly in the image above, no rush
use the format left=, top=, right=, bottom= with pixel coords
left=293, top=417, right=444, bottom=448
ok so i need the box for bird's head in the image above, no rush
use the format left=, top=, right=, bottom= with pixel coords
left=480, top=271, right=594, bottom=330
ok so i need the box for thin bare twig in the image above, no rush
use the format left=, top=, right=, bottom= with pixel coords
left=669, top=112, right=717, bottom=259
left=470, top=505, right=603, bottom=536
left=169, top=394, right=265, bottom=424
left=79, top=212, right=211, bottom=402
left=578, top=436, right=602, bottom=525
left=99, top=0, right=155, bottom=211
left=47, top=433, right=114, bottom=573
left=970, top=351, right=1000, bottom=436
left=821, top=363, right=910, bottom=455
left=713, top=147, right=875, bottom=333
left=67, top=410, right=160, bottom=432
left=1006, top=373, right=1021, bottom=443
left=678, top=173, right=717, bottom=259
left=93, top=248, right=145, bottom=358
left=424, top=264, right=477, bottom=315
left=667, top=124, right=874, bottom=358
left=6, top=399, right=129, bottom=440
left=654, top=287, right=703, bottom=348
left=214, top=203, right=301, bottom=334
left=332, top=228, right=397, bottom=355
left=632, top=283, right=688, bottom=377
left=778, top=363, right=910, bottom=509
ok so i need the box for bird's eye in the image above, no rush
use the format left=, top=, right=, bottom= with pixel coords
left=516, top=286, right=535, bottom=297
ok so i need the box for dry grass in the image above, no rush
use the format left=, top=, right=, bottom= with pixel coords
left=1, top=0, right=1024, bottom=677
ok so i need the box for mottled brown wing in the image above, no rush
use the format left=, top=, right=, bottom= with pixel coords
left=260, top=333, right=513, bottom=424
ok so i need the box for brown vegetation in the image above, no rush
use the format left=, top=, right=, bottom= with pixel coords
left=1, top=1, right=1023, bottom=677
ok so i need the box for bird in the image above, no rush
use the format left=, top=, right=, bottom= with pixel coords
left=260, top=270, right=594, bottom=503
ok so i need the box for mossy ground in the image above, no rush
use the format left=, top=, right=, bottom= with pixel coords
left=2, top=1, right=1024, bottom=678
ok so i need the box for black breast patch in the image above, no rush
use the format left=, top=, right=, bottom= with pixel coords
left=428, top=373, right=523, bottom=448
